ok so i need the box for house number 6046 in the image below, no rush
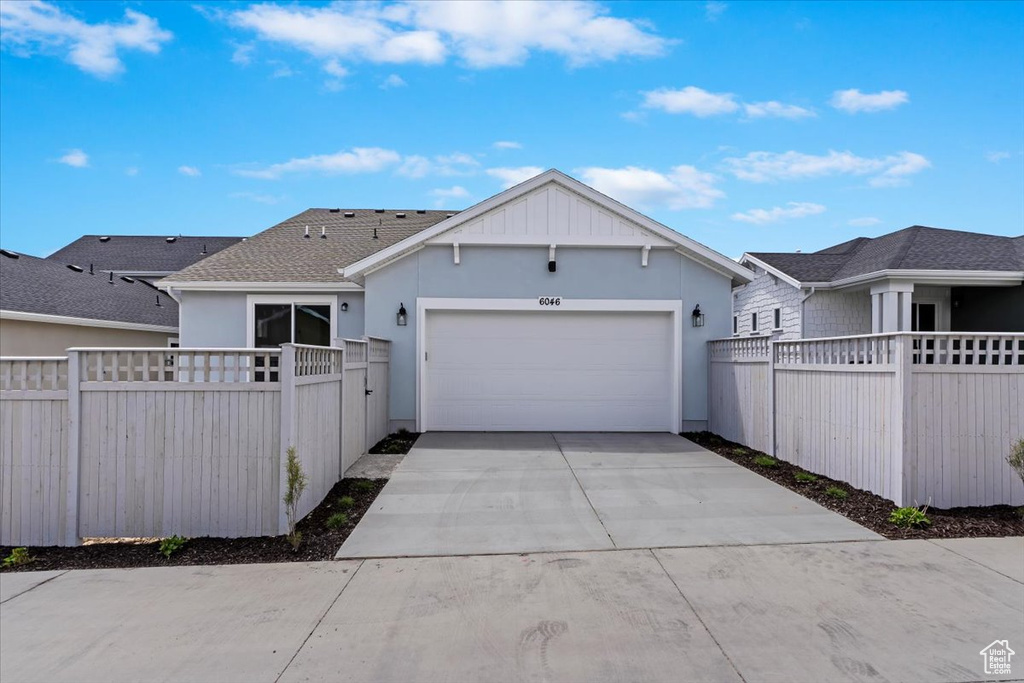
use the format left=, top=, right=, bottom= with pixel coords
left=538, top=297, right=562, bottom=306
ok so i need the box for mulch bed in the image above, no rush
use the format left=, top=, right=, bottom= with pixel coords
left=0, top=477, right=386, bottom=573
left=683, top=431, right=1024, bottom=540
left=369, top=430, right=419, bottom=455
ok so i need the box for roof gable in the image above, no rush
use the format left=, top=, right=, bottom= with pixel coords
left=342, top=170, right=752, bottom=284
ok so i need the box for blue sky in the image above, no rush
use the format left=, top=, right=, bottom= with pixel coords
left=1, top=1, right=1021, bottom=260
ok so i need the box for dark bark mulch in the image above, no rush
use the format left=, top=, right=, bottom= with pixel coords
left=683, top=431, right=1024, bottom=540
left=369, top=430, right=419, bottom=455
left=0, top=478, right=386, bottom=573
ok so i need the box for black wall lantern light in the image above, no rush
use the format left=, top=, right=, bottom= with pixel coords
left=397, top=303, right=408, bottom=326
left=340, top=302, right=349, bottom=312
left=691, top=304, right=705, bottom=327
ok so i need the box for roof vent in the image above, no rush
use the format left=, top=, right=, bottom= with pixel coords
left=166, top=236, right=177, bottom=243
left=108, top=272, right=114, bottom=284
left=304, top=225, right=310, bottom=239
left=320, top=227, right=327, bottom=239
left=89, top=264, right=94, bottom=275
left=374, top=209, right=384, bottom=214
left=99, top=236, right=111, bottom=242
left=396, top=212, right=406, bottom=218
left=67, top=264, right=84, bottom=272
left=155, top=295, right=163, bottom=308
left=446, top=213, right=454, bottom=218
left=120, top=276, right=136, bottom=283
left=416, top=209, right=426, bottom=214
left=0, top=249, right=18, bottom=259
left=373, top=227, right=379, bottom=240
left=344, top=211, right=355, bottom=218
left=329, top=208, right=341, bottom=213
left=201, top=243, right=208, bottom=254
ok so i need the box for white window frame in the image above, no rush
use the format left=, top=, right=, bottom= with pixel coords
left=772, top=307, right=782, bottom=331
left=751, top=311, right=758, bottom=333
left=732, top=315, right=738, bottom=336
left=415, top=297, right=683, bottom=433
left=245, top=294, right=337, bottom=347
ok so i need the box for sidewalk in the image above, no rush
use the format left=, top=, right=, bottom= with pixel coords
left=2, top=537, right=1021, bottom=683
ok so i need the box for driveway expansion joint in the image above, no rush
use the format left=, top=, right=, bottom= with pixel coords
left=553, top=433, right=618, bottom=550
left=0, top=570, right=68, bottom=605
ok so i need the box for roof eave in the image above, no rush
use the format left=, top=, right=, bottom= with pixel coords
left=156, top=280, right=364, bottom=292
left=1, top=309, right=178, bottom=333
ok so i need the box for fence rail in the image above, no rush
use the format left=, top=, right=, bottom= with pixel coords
left=708, top=332, right=1024, bottom=508
left=1, top=339, right=391, bottom=546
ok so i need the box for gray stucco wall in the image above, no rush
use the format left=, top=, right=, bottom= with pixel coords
left=179, top=290, right=363, bottom=347
left=365, top=245, right=733, bottom=431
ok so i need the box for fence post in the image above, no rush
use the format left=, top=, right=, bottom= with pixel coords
left=65, top=351, right=82, bottom=546
left=892, top=334, right=908, bottom=506
left=278, top=344, right=296, bottom=535
left=338, top=344, right=346, bottom=479
left=767, top=339, right=776, bottom=457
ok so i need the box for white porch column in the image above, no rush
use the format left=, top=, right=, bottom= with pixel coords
left=869, top=281, right=914, bottom=333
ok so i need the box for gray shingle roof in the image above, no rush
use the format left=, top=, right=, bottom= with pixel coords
left=164, top=209, right=454, bottom=283
left=48, top=235, right=243, bottom=274
left=1, top=251, right=178, bottom=327
left=749, top=226, right=1024, bottom=284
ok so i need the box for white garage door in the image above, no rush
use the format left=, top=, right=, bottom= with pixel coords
left=423, top=310, right=675, bottom=432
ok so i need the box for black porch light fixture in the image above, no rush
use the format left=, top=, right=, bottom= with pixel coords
left=397, top=303, right=408, bottom=326
left=340, top=302, right=349, bottom=312
left=691, top=304, right=705, bottom=327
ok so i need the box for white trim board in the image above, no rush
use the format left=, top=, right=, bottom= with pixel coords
left=160, top=280, right=363, bottom=292
left=341, top=170, right=752, bottom=284
left=0, top=309, right=178, bottom=333
left=415, top=297, right=683, bottom=433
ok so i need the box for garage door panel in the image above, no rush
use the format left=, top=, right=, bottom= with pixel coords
left=424, top=310, right=674, bottom=432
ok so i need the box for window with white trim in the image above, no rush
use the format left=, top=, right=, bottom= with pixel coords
left=733, top=315, right=738, bottom=335
left=773, top=308, right=781, bottom=330
left=247, top=295, right=336, bottom=348
left=751, top=312, right=758, bottom=332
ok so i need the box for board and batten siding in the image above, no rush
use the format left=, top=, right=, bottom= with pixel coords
left=1, top=340, right=391, bottom=546
left=707, top=333, right=1024, bottom=508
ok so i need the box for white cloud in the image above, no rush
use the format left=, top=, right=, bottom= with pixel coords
left=178, top=165, right=201, bottom=177
left=986, top=150, right=1011, bottom=163
left=578, top=165, right=724, bottom=210
left=848, top=217, right=881, bottom=227
left=723, top=149, right=931, bottom=186
left=743, top=100, right=816, bottom=120
left=731, top=201, right=825, bottom=225
left=705, top=2, right=727, bottom=21
left=235, top=147, right=402, bottom=179
left=380, top=73, right=406, bottom=89
left=230, top=191, right=285, bottom=205
left=486, top=166, right=545, bottom=188
left=397, top=152, right=479, bottom=178
left=58, top=148, right=89, bottom=167
left=641, top=86, right=738, bottom=117
left=493, top=140, right=522, bottom=150
left=270, top=63, right=295, bottom=78
left=125, top=166, right=139, bottom=176
left=231, top=42, right=254, bottom=65
left=830, top=88, right=909, bottom=113
left=221, top=1, right=669, bottom=72
left=429, top=185, right=470, bottom=207
left=0, top=1, right=172, bottom=78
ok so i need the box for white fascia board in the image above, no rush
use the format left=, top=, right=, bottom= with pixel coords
left=805, top=269, right=1024, bottom=290
left=157, top=280, right=363, bottom=292
left=341, top=169, right=753, bottom=282
left=1, top=309, right=178, bottom=333
left=737, top=254, right=801, bottom=288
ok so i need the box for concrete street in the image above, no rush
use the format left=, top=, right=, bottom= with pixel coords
left=336, top=433, right=880, bottom=558
left=2, top=538, right=1021, bottom=683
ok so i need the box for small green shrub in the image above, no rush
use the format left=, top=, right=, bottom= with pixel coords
left=159, top=535, right=187, bottom=558
left=889, top=506, right=931, bottom=529
left=337, top=495, right=355, bottom=509
left=752, top=455, right=778, bottom=468
left=732, top=447, right=750, bottom=456
left=1008, top=438, right=1024, bottom=485
left=283, top=447, right=308, bottom=550
left=351, top=479, right=375, bottom=493
left=325, top=512, right=349, bottom=530
left=794, top=472, right=819, bottom=483
left=3, top=547, right=32, bottom=568
left=396, top=427, right=411, bottom=436
left=825, top=486, right=848, bottom=500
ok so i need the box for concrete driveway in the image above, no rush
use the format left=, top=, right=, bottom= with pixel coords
left=336, top=432, right=879, bottom=558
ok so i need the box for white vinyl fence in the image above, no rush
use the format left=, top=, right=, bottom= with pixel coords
left=1, top=339, right=390, bottom=547
left=709, top=333, right=1024, bottom=508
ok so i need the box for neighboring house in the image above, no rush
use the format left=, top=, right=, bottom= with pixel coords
left=733, top=226, right=1024, bottom=339
left=48, top=235, right=243, bottom=282
left=161, top=169, right=752, bottom=433
left=0, top=250, right=178, bottom=355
